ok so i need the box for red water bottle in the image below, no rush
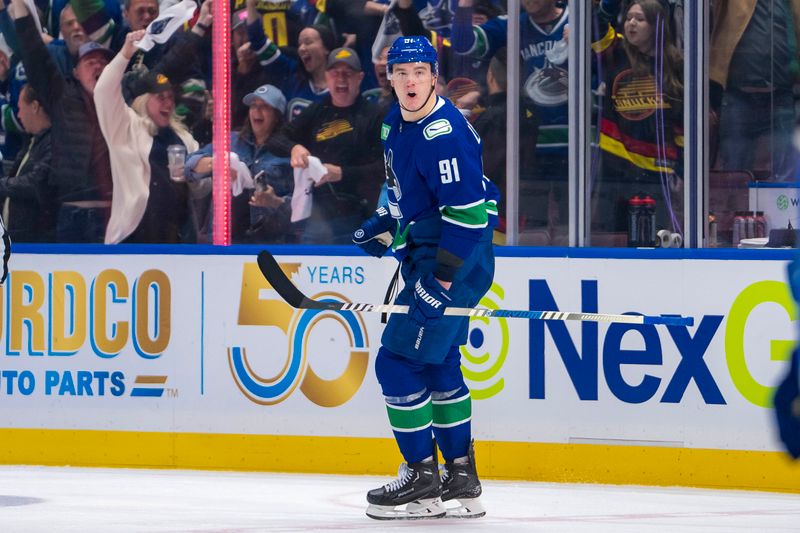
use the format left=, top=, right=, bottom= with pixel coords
left=628, top=195, right=643, bottom=247
left=755, top=211, right=767, bottom=238
left=640, top=195, right=657, bottom=247
left=732, top=212, right=745, bottom=246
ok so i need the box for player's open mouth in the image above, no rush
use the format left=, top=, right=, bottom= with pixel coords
left=407, top=91, right=417, bottom=98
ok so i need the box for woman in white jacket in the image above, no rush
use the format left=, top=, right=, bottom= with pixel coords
left=94, top=29, right=199, bottom=244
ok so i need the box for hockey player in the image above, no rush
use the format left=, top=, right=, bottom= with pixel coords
left=352, top=35, right=498, bottom=520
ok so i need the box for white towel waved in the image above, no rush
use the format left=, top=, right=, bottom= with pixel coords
left=136, top=0, right=197, bottom=52
left=290, top=156, right=326, bottom=222
left=229, top=152, right=253, bottom=197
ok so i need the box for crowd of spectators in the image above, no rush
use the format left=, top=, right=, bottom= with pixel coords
left=0, top=0, right=793, bottom=247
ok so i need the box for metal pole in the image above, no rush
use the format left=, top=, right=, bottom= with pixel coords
left=684, top=0, right=708, bottom=248
left=569, top=0, right=590, bottom=246
left=505, top=0, right=520, bottom=245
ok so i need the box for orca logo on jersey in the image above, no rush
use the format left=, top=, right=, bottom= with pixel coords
left=385, top=150, right=403, bottom=218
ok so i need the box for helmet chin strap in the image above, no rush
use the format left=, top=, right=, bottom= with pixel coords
left=398, top=81, right=436, bottom=114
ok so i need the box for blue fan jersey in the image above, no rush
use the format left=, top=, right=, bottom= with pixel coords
left=478, top=8, right=569, bottom=153
left=381, top=96, right=499, bottom=265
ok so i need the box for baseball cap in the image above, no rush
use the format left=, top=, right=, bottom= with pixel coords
left=232, top=9, right=247, bottom=30
left=242, top=84, right=286, bottom=116
left=137, top=73, right=173, bottom=95
left=327, top=47, right=361, bottom=71
left=78, top=41, right=114, bottom=62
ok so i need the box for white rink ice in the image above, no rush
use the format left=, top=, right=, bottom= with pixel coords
left=1, top=466, right=799, bottom=532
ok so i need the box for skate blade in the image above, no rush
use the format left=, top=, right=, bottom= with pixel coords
left=366, top=497, right=446, bottom=520
left=444, top=496, right=486, bottom=519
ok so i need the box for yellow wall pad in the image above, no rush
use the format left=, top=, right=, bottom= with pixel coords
left=2, top=429, right=799, bottom=493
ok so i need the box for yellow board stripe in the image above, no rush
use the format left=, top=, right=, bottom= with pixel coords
left=1, top=429, right=799, bottom=492
left=134, top=376, right=168, bottom=384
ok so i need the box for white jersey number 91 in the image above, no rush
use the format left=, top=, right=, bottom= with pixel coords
left=439, top=158, right=461, bottom=184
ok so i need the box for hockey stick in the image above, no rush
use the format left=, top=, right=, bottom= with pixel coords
left=257, top=250, right=694, bottom=327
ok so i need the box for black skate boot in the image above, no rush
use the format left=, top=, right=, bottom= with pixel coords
left=441, top=440, right=485, bottom=518
left=366, top=459, right=445, bottom=520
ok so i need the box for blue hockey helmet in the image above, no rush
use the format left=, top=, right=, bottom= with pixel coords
left=387, top=36, right=438, bottom=78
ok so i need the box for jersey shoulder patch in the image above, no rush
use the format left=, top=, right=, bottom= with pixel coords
left=423, top=119, right=452, bottom=140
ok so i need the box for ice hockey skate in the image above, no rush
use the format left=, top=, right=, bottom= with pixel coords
left=365, top=460, right=445, bottom=520
left=440, top=440, right=486, bottom=518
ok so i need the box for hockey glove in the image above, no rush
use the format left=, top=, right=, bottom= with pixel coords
left=352, top=206, right=394, bottom=258
left=408, top=272, right=452, bottom=327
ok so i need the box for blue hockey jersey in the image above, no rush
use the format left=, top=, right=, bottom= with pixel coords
left=381, top=96, right=498, bottom=270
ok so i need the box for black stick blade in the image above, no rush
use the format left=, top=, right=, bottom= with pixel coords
left=257, top=250, right=308, bottom=309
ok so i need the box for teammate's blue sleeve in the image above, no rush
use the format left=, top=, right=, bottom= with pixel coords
left=418, top=121, right=488, bottom=281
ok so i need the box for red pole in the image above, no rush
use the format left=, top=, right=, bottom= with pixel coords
left=211, top=0, right=231, bottom=245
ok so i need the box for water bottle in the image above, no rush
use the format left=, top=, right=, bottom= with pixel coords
left=745, top=212, right=755, bottom=239
left=755, top=211, right=767, bottom=238
left=732, top=212, right=745, bottom=246
left=708, top=212, right=718, bottom=247
left=628, top=195, right=643, bottom=247
left=640, top=195, right=657, bottom=247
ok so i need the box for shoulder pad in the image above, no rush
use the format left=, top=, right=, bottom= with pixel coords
left=423, top=119, right=452, bottom=140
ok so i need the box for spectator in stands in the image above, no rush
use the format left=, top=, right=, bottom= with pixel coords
left=710, top=0, right=800, bottom=181
left=393, top=0, right=502, bottom=87
left=326, top=0, right=385, bottom=91
left=45, top=4, right=90, bottom=75
left=70, top=0, right=165, bottom=72
left=452, top=0, right=568, bottom=243
left=12, top=0, right=114, bottom=242
left=245, top=0, right=338, bottom=121
left=269, top=47, right=385, bottom=244
left=233, top=8, right=269, bottom=129
left=362, top=44, right=394, bottom=113
left=472, top=48, right=539, bottom=240
left=247, top=0, right=315, bottom=49
left=0, top=3, right=33, bottom=167
left=122, top=0, right=158, bottom=32
left=0, top=83, right=54, bottom=242
left=176, top=77, right=211, bottom=145
left=591, top=0, right=684, bottom=241
left=185, top=84, right=293, bottom=243
left=0, top=32, right=25, bottom=171
left=95, top=29, right=199, bottom=244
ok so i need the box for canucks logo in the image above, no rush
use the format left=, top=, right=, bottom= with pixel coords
left=385, top=150, right=403, bottom=219
left=460, top=282, right=508, bottom=399
left=423, top=119, right=452, bottom=140
left=228, top=263, right=369, bottom=406
left=148, top=17, right=173, bottom=35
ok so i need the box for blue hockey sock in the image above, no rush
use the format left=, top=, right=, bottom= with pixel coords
left=384, top=391, right=435, bottom=464
left=431, top=385, right=472, bottom=461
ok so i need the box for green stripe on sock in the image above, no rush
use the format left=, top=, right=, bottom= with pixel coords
left=386, top=398, right=433, bottom=431
left=432, top=394, right=472, bottom=427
